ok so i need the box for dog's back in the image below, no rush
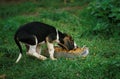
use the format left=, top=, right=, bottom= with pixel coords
left=15, top=22, right=56, bottom=43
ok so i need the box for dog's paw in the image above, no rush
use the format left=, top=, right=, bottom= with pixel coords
left=39, top=55, right=47, bottom=60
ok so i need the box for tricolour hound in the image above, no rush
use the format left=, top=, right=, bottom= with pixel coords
left=14, top=22, right=77, bottom=63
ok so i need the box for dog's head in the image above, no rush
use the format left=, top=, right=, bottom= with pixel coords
left=59, top=34, right=77, bottom=50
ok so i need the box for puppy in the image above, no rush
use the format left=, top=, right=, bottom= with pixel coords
left=14, top=22, right=77, bottom=63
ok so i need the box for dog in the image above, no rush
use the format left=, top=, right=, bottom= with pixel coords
left=14, top=22, right=77, bottom=63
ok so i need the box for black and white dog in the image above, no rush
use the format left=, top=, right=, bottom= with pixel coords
left=14, top=22, right=77, bottom=63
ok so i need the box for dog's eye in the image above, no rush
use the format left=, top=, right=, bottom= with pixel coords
left=70, top=40, right=74, bottom=44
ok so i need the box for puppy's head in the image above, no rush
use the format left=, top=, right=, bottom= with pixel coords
left=59, top=34, right=77, bottom=50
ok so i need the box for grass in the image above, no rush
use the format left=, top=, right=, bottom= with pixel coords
left=0, top=1, right=120, bottom=79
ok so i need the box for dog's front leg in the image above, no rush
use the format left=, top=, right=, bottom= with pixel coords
left=46, top=41, right=56, bottom=60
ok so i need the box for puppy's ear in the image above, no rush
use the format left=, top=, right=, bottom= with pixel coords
left=63, top=36, right=74, bottom=50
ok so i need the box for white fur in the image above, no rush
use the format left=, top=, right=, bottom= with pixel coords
left=74, top=42, right=77, bottom=49
left=15, top=53, right=22, bottom=63
left=55, top=29, right=60, bottom=43
left=47, top=41, right=56, bottom=60
left=28, top=45, right=36, bottom=54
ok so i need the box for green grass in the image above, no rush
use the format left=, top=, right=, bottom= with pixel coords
left=0, top=1, right=120, bottom=79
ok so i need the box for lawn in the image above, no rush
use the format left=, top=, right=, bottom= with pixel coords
left=0, top=0, right=120, bottom=79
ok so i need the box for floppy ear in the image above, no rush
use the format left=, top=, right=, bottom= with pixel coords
left=63, top=36, right=74, bottom=50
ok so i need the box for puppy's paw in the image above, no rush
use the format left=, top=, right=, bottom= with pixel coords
left=40, top=55, right=47, bottom=60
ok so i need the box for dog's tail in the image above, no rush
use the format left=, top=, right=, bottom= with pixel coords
left=14, top=34, right=23, bottom=63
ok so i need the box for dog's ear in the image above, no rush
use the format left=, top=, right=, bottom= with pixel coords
left=63, top=36, right=74, bottom=50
